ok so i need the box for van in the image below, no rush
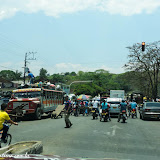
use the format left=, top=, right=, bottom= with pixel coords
left=107, top=98, right=122, bottom=115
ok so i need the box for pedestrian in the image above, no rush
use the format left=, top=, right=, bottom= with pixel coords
left=85, top=100, right=89, bottom=116
left=74, top=100, right=79, bottom=116
left=64, top=96, right=72, bottom=128
left=80, top=100, right=85, bottom=115
left=28, top=71, right=34, bottom=84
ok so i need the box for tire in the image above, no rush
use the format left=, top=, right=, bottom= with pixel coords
left=123, top=118, right=125, bottom=123
left=140, top=114, right=142, bottom=119
left=93, top=116, right=95, bottom=120
left=142, top=114, right=145, bottom=120
left=34, top=108, right=42, bottom=120
left=132, top=114, right=134, bottom=119
left=0, top=134, right=12, bottom=148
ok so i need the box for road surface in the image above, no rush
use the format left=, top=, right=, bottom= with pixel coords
left=10, top=113, right=160, bottom=160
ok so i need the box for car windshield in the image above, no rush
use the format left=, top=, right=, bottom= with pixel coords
left=146, top=103, right=160, bottom=107
left=14, top=92, right=41, bottom=98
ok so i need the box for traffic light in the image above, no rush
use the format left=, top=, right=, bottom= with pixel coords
left=142, top=42, right=145, bottom=51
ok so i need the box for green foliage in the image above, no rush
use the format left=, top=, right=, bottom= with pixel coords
left=0, top=70, right=22, bottom=81
left=39, top=68, right=48, bottom=81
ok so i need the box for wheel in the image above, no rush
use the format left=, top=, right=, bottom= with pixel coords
left=142, top=114, right=146, bottom=120
left=140, top=114, right=142, bottom=119
left=93, top=116, right=95, bottom=120
left=51, top=114, right=53, bottom=119
left=123, top=118, right=125, bottom=123
left=0, top=134, right=12, bottom=148
left=132, top=114, right=134, bottom=119
left=34, top=108, right=42, bottom=120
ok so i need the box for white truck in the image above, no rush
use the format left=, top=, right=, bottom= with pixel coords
left=110, top=90, right=125, bottom=99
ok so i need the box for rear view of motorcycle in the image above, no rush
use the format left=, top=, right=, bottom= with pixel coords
left=121, top=110, right=127, bottom=123
left=91, top=108, right=98, bottom=120
left=100, top=109, right=109, bottom=122
left=131, top=109, right=137, bottom=118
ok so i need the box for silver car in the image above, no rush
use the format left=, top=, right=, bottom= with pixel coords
left=140, top=102, right=160, bottom=120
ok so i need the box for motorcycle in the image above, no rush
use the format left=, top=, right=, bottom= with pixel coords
left=131, top=109, right=137, bottom=118
left=121, top=110, right=127, bottom=123
left=100, top=109, right=109, bottom=122
left=91, top=108, right=98, bottom=120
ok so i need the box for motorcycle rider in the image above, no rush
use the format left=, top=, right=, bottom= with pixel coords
left=117, top=100, right=127, bottom=122
left=93, top=99, right=99, bottom=114
left=130, top=100, right=137, bottom=118
left=101, top=99, right=111, bottom=121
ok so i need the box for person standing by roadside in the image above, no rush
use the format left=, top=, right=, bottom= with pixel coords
left=85, top=100, right=89, bottom=116
left=64, top=96, right=72, bottom=128
left=74, top=100, right=79, bottom=116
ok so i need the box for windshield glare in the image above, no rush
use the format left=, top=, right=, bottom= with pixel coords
left=14, top=92, right=41, bottom=98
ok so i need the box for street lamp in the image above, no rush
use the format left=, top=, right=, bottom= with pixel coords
left=68, top=80, right=93, bottom=95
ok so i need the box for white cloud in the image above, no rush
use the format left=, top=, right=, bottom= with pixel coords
left=0, top=61, right=125, bottom=76
left=0, top=0, right=160, bottom=20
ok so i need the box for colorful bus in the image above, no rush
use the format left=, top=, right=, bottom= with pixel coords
left=7, top=85, right=64, bottom=120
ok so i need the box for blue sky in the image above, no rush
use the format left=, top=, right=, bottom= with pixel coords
left=0, top=0, right=160, bottom=76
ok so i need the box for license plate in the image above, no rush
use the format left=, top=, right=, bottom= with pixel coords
left=113, top=107, right=117, bottom=109
left=91, top=111, right=95, bottom=113
left=132, top=111, right=135, bottom=113
left=102, top=113, right=106, bottom=115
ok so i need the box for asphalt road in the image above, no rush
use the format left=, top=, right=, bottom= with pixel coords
left=9, top=112, right=160, bottom=160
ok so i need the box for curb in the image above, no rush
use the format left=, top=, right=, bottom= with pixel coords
left=0, top=141, right=43, bottom=154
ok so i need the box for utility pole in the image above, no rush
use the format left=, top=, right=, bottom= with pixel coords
left=23, top=52, right=36, bottom=84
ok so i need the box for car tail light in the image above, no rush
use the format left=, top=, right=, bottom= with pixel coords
left=133, top=109, right=136, bottom=111
left=8, top=104, right=12, bottom=108
left=145, top=109, right=151, bottom=112
left=122, top=110, right=126, bottom=113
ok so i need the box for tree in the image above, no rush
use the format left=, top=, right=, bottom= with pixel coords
left=125, top=41, right=160, bottom=100
left=39, top=68, right=48, bottom=81
left=0, top=70, right=22, bottom=81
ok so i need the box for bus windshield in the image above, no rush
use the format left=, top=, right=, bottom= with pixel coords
left=14, top=92, right=41, bottom=98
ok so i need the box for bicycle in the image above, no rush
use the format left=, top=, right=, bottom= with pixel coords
left=0, top=124, right=12, bottom=148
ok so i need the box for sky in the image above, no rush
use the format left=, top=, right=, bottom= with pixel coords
left=0, top=0, right=160, bottom=76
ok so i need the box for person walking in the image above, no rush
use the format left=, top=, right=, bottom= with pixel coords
left=64, top=96, right=72, bottom=128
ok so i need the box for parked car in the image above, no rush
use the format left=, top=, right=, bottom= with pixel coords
left=140, top=102, right=160, bottom=120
